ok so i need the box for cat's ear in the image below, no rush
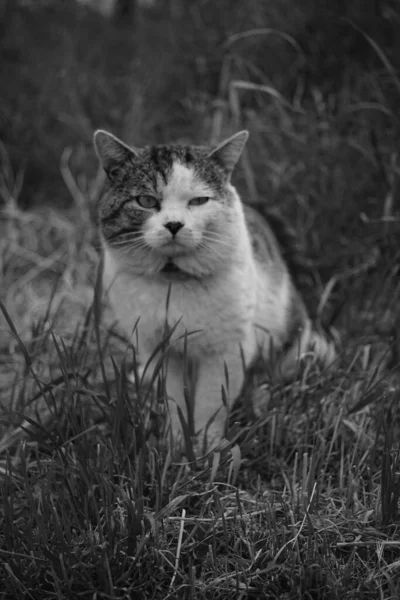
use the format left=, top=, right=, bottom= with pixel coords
left=207, top=130, right=249, bottom=177
left=93, top=130, right=138, bottom=180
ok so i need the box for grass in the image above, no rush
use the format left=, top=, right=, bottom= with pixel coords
left=1, top=1, right=400, bottom=598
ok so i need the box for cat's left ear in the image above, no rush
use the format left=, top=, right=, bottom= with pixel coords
left=207, top=130, right=249, bottom=177
left=93, top=130, right=139, bottom=180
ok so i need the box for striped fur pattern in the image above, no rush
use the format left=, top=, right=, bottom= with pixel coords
left=94, top=129, right=336, bottom=450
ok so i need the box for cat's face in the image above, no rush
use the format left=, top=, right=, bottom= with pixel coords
left=94, top=131, right=248, bottom=277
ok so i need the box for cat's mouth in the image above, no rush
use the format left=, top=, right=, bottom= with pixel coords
left=161, top=261, right=181, bottom=273
left=160, top=260, right=192, bottom=278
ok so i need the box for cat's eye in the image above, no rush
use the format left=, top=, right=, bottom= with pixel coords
left=189, top=197, right=210, bottom=206
left=136, top=195, right=159, bottom=209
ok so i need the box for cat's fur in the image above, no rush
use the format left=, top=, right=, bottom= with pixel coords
left=93, top=129, right=335, bottom=450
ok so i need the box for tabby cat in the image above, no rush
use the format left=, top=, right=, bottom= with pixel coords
left=94, top=129, right=335, bottom=450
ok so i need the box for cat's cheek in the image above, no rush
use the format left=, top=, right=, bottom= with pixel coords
left=204, top=217, right=222, bottom=237
left=141, top=218, right=160, bottom=243
left=192, top=231, right=203, bottom=245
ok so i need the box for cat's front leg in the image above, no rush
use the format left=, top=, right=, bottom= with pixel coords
left=127, top=344, right=159, bottom=387
left=164, top=354, right=191, bottom=443
left=128, top=327, right=168, bottom=386
left=129, top=347, right=192, bottom=449
left=194, top=351, right=246, bottom=452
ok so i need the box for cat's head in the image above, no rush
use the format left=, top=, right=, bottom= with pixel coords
left=93, top=130, right=248, bottom=277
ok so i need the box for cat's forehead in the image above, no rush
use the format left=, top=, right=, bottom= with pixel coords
left=163, top=162, right=197, bottom=196
left=144, top=144, right=207, bottom=180
left=129, top=144, right=226, bottom=191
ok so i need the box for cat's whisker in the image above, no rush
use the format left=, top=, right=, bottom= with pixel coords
left=201, top=233, right=235, bottom=249
left=202, top=236, right=233, bottom=247
left=107, top=235, right=147, bottom=248
left=203, top=248, right=229, bottom=263
left=111, top=245, right=149, bottom=256
left=197, top=244, right=229, bottom=264
left=202, top=231, right=231, bottom=239
left=200, top=242, right=232, bottom=255
left=108, top=233, right=145, bottom=243
left=200, top=239, right=233, bottom=255
left=109, top=234, right=144, bottom=243
left=113, top=245, right=149, bottom=255
left=110, top=238, right=145, bottom=245
left=109, top=242, right=146, bottom=251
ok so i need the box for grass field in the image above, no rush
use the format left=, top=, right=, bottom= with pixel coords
left=1, top=1, right=400, bottom=598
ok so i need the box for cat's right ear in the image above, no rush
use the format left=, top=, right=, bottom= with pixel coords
left=93, top=130, right=138, bottom=180
left=207, top=130, right=249, bottom=178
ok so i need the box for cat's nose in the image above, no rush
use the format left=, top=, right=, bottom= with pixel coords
left=164, top=221, right=184, bottom=236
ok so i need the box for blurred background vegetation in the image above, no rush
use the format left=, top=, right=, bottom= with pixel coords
left=1, top=0, right=399, bottom=247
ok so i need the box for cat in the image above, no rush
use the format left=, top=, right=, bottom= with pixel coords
left=93, top=129, right=336, bottom=451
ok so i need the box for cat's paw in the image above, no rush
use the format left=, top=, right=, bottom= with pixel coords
left=127, top=363, right=154, bottom=386
left=127, top=369, right=136, bottom=385
left=252, top=383, right=272, bottom=418
left=194, top=424, right=231, bottom=457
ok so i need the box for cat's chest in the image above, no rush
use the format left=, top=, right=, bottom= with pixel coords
left=106, top=271, right=254, bottom=354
